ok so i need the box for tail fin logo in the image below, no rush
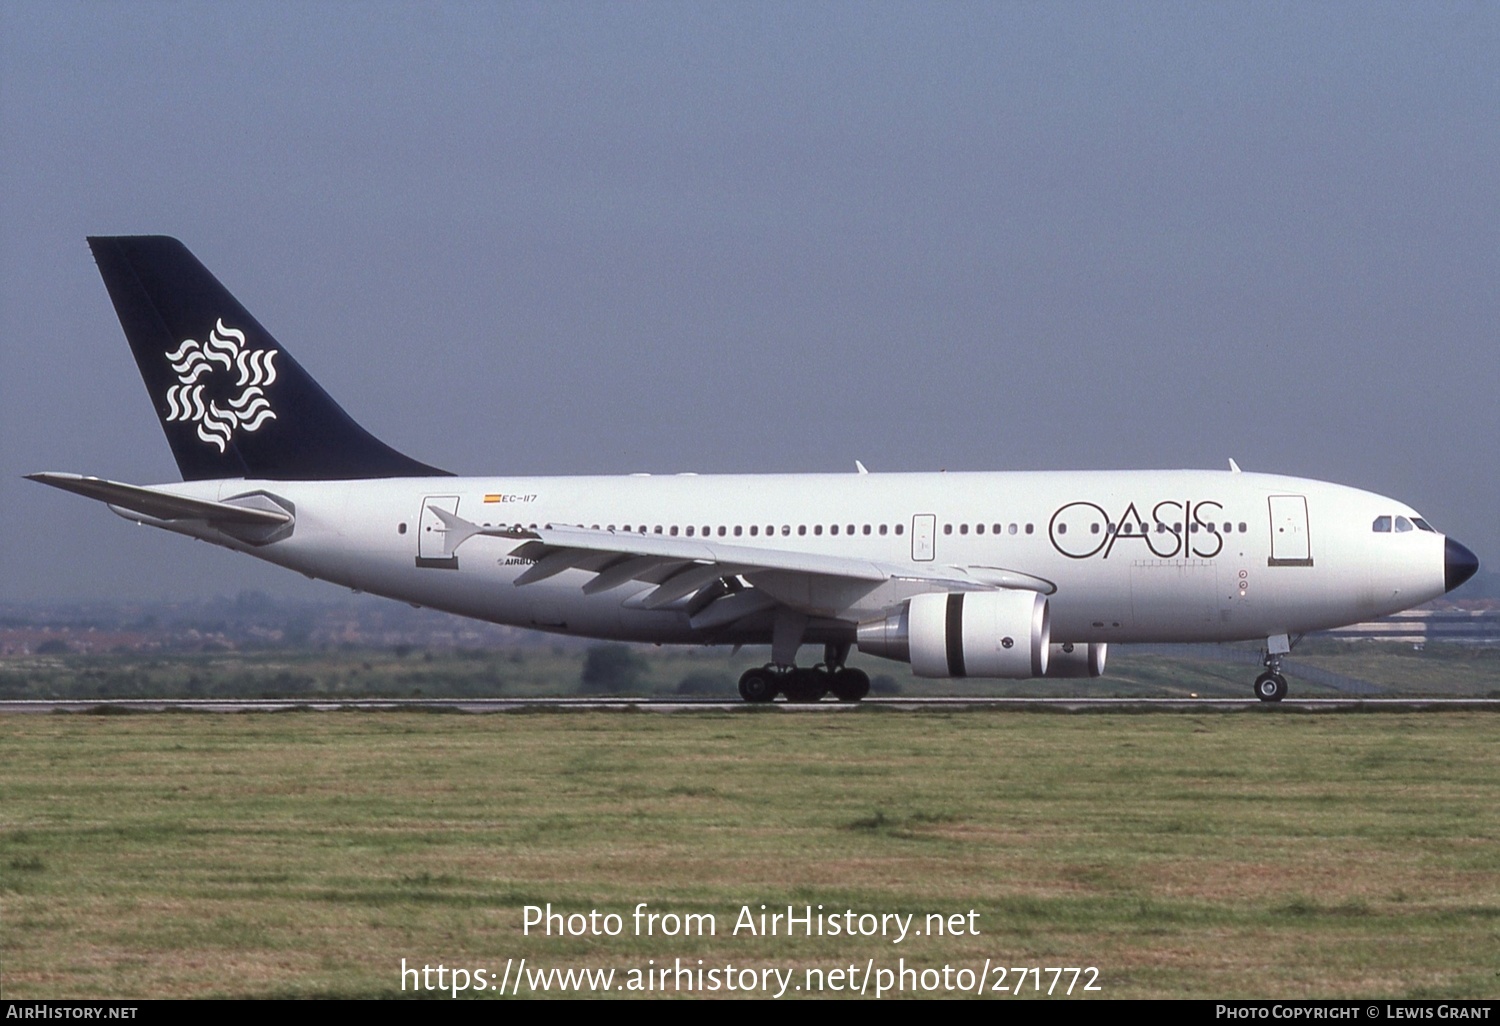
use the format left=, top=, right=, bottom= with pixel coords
left=162, top=319, right=279, bottom=453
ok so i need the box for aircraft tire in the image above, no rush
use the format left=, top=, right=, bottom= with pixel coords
left=781, top=668, right=829, bottom=703
left=1254, top=672, right=1288, bottom=703
left=738, top=668, right=779, bottom=704
left=830, top=667, right=871, bottom=702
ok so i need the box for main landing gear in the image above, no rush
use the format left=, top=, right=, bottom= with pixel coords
left=736, top=665, right=872, bottom=703
left=737, top=642, right=871, bottom=704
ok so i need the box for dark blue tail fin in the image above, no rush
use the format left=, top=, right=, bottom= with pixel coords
left=88, top=235, right=450, bottom=481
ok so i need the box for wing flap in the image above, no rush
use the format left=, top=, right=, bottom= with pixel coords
left=639, top=562, right=747, bottom=610
left=514, top=548, right=603, bottom=586
left=688, top=588, right=779, bottom=630
left=582, top=554, right=679, bottom=595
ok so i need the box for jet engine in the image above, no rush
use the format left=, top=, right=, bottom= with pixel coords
left=1044, top=642, right=1107, bottom=678
left=857, top=591, right=1050, bottom=678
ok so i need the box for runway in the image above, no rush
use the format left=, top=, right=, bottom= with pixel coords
left=3, top=697, right=1499, bottom=714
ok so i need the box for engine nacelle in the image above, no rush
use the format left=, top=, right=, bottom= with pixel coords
left=1044, top=642, right=1107, bottom=678
left=857, top=591, right=1050, bottom=678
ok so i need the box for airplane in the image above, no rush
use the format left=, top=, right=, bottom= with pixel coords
left=29, top=236, right=1480, bottom=703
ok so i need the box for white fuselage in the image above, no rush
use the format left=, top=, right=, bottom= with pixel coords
left=139, top=468, right=1449, bottom=650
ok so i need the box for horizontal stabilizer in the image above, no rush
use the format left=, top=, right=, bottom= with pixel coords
left=425, top=505, right=531, bottom=557
left=27, top=473, right=291, bottom=525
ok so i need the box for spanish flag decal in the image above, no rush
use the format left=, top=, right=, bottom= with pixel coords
left=484, top=494, right=501, bottom=503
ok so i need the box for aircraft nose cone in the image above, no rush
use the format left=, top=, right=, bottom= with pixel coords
left=1445, top=537, right=1480, bottom=593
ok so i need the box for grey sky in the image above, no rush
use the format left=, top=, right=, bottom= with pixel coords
left=2, top=2, right=1495, bottom=603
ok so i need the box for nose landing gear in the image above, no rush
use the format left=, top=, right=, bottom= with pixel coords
left=1253, top=635, right=1297, bottom=702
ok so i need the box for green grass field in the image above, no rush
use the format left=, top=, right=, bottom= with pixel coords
left=2, top=710, right=1497, bottom=998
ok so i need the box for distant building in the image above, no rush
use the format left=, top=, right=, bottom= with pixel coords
left=1320, top=604, right=1500, bottom=645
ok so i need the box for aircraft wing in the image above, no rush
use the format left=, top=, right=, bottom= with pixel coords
left=27, top=473, right=292, bottom=526
left=426, top=507, right=1053, bottom=623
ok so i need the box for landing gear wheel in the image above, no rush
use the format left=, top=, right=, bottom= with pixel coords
left=738, top=668, right=779, bottom=704
left=1254, top=672, right=1288, bottom=703
left=830, top=667, right=871, bottom=702
left=781, top=668, right=829, bottom=703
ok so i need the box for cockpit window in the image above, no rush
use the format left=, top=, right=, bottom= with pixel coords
left=1395, top=516, right=1414, bottom=533
left=1372, top=516, right=1392, bottom=533
left=1412, top=518, right=1436, bottom=532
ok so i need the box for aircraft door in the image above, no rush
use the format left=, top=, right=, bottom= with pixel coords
left=912, top=514, right=936, bottom=561
left=416, top=494, right=461, bottom=569
left=1267, top=495, right=1312, bottom=567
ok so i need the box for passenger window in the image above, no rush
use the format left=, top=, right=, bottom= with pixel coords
left=895, top=524, right=904, bottom=535
left=992, top=523, right=1002, bottom=534
left=1238, top=523, right=1247, bottom=533
left=1025, top=524, right=1034, bottom=534
left=734, top=526, right=742, bottom=537
left=798, top=525, right=807, bottom=536
left=959, top=524, right=969, bottom=535
left=943, top=524, right=953, bottom=535
left=781, top=525, right=790, bottom=536
left=863, top=525, right=871, bottom=535
left=1372, top=516, right=1392, bottom=533
left=976, top=523, right=985, bottom=535
left=831, top=524, right=839, bottom=536
left=814, top=525, right=823, bottom=536
left=1395, top=516, right=1414, bottom=533
left=685, top=526, right=694, bottom=537
left=750, top=526, right=759, bottom=536
left=671, top=526, right=680, bottom=536
left=1009, top=524, right=1018, bottom=535
left=718, top=526, right=726, bottom=537
left=879, top=524, right=888, bottom=536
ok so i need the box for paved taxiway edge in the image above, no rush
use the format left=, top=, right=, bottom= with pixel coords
left=3, top=698, right=1499, bottom=714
